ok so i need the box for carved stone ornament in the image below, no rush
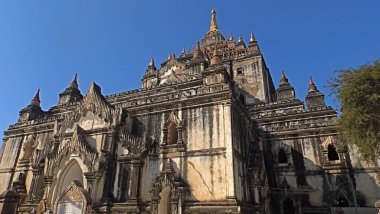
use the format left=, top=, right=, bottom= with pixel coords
left=159, top=58, right=186, bottom=85
left=58, top=82, right=124, bottom=134
left=46, top=125, right=103, bottom=176
left=150, top=160, right=189, bottom=214
left=56, top=180, right=92, bottom=214
left=118, top=126, right=146, bottom=155
left=321, top=136, right=337, bottom=151
left=165, top=111, right=181, bottom=127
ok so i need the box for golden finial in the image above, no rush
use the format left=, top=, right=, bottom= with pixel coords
left=147, top=57, right=156, bottom=72
left=250, top=33, right=256, bottom=42
left=209, top=8, right=219, bottom=32
left=308, top=75, right=318, bottom=92
left=238, top=35, right=243, bottom=43
left=150, top=58, right=155, bottom=67
left=229, top=35, right=234, bottom=42
left=309, top=75, right=314, bottom=85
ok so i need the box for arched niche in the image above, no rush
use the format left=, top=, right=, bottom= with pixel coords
left=56, top=180, right=92, bottom=214
left=162, top=112, right=183, bottom=146
left=321, top=136, right=343, bottom=163
left=167, top=122, right=178, bottom=145
left=278, top=148, right=288, bottom=164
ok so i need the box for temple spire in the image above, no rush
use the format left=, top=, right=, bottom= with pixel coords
left=30, top=88, right=41, bottom=106
left=180, top=47, right=187, bottom=58
left=146, top=57, right=156, bottom=72
left=280, top=70, right=288, bottom=85
left=306, top=75, right=326, bottom=109
left=58, top=73, right=83, bottom=105
left=168, top=53, right=175, bottom=60
left=250, top=33, right=256, bottom=43
left=193, top=41, right=203, bottom=59
left=238, top=35, right=243, bottom=43
left=69, top=73, right=78, bottom=89
left=308, top=75, right=318, bottom=92
left=150, top=58, right=155, bottom=67
left=276, top=71, right=295, bottom=101
left=209, top=8, right=219, bottom=32
left=210, top=46, right=221, bottom=66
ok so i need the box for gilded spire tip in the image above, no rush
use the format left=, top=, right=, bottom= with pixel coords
left=150, top=58, right=155, bottom=67
left=209, top=8, right=219, bottom=32
left=250, top=33, right=256, bottom=42
left=308, top=75, right=318, bottom=92
left=309, top=75, right=314, bottom=85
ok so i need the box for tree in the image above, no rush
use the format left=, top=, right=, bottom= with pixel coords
left=329, top=60, right=380, bottom=159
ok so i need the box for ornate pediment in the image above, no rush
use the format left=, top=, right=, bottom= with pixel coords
left=58, top=82, right=124, bottom=133
left=118, top=126, right=145, bottom=155
left=321, top=136, right=337, bottom=150
left=56, top=180, right=92, bottom=214
left=159, top=58, right=186, bottom=85
left=82, top=82, right=112, bottom=118
left=165, top=111, right=181, bottom=126
left=46, top=125, right=102, bottom=176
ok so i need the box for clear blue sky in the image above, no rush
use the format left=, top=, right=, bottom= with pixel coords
left=0, top=0, right=379, bottom=137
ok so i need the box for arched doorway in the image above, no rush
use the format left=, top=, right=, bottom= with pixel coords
left=283, top=197, right=296, bottom=214
left=158, top=186, right=172, bottom=214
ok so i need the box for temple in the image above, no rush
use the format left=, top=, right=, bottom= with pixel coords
left=0, top=9, right=379, bottom=214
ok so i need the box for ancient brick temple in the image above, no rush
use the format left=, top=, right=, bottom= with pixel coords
left=0, top=9, right=379, bottom=214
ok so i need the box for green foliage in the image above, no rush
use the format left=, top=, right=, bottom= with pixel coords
left=329, top=60, right=380, bottom=159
